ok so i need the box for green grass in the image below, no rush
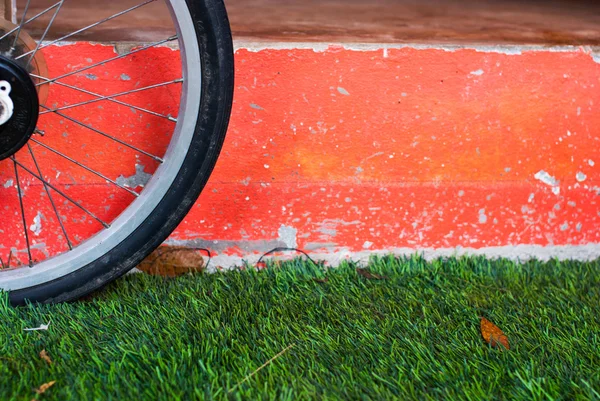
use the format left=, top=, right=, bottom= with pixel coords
left=1, top=256, right=599, bottom=400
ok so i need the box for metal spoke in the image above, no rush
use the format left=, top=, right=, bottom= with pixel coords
left=0, top=1, right=62, bottom=43
left=40, top=104, right=164, bottom=162
left=15, top=0, right=157, bottom=60
left=33, top=35, right=177, bottom=86
left=27, top=143, right=72, bottom=250
left=11, top=156, right=110, bottom=229
left=9, top=0, right=31, bottom=54
left=31, top=138, right=140, bottom=197
left=31, top=73, right=177, bottom=122
left=25, top=0, right=65, bottom=68
left=12, top=159, right=33, bottom=267
left=40, top=78, right=183, bottom=115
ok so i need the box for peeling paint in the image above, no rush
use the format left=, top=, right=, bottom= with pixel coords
left=478, top=209, right=488, bottom=224
left=204, top=244, right=600, bottom=271
left=29, top=212, right=43, bottom=236
left=534, top=170, right=560, bottom=195
left=116, top=164, right=151, bottom=188
left=337, top=87, right=350, bottom=96
left=278, top=225, right=298, bottom=248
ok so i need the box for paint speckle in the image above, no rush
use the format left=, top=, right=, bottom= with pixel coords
left=478, top=209, right=488, bottom=224
left=337, top=87, right=350, bottom=96
left=560, top=222, right=569, bottom=231
left=264, top=164, right=270, bottom=169
left=116, top=164, right=151, bottom=188
left=3, top=179, right=13, bottom=188
left=363, top=241, right=373, bottom=249
left=470, top=69, right=484, bottom=76
left=278, top=225, right=297, bottom=248
left=576, top=223, right=582, bottom=232
left=534, top=170, right=560, bottom=195
left=576, top=172, right=587, bottom=182
left=589, top=159, right=595, bottom=167
left=85, top=73, right=98, bottom=80
left=458, top=190, right=465, bottom=197
left=29, top=212, right=44, bottom=236
left=120, top=73, right=131, bottom=81
left=504, top=167, right=511, bottom=173
left=528, top=193, right=535, bottom=203
left=250, top=103, right=264, bottom=110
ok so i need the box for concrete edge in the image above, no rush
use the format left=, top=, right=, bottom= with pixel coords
left=45, top=39, right=600, bottom=60
left=139, top=244, right=599, bottom=272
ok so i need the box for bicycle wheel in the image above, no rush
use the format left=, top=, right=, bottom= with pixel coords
left=0, top=0, right=234, bottom=304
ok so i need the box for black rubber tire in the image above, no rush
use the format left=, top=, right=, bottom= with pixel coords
left=8, top=0, right=234, bottom=305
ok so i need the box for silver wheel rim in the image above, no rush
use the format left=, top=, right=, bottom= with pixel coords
left=0, top=0, right=201, bottom=290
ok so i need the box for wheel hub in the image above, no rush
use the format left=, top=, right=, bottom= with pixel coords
left=0, top=55, right=39, bottom=161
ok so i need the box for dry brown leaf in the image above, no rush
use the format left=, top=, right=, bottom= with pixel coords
left=357, top=269, right=386, bottom=280
left=35, top=381, right=55, bottom=395
left=480, top=317, right=510, bottom=350
left=313, top=277, right=329, bottom=283
left=136, top=246, right=205, bottom=277
left=39, top=349, right=52, bottom=365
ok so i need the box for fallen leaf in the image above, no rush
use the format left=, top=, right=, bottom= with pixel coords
left=39, top=350, right=52, bottom=365
left=357, top=269, right=386, bottom=280
left=136, top=246, right=205, bottom=277
left=480, top=317, right=510, bottom=350
left=35, top=381, right=55, bottom=395
left=313, top=277, right=329, bottom=283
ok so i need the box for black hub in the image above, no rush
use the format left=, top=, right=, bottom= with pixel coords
left=0, top=55, right=39, bottom=161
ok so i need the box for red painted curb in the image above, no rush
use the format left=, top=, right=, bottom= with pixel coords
left=0, top=43, right=598, bottom=265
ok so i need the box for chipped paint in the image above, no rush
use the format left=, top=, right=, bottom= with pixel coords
left=278, top=225, right=298, bottom=248
left=29, top=212, right=43, bottom=236
left=534, top=171, right=560, bottom=195
left=203, top=244, right=600, bottom=271
left=116, top=164, right=152, bottom=189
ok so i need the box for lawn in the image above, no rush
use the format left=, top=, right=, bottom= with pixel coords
left=1, top=256, right=599, bottom=400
